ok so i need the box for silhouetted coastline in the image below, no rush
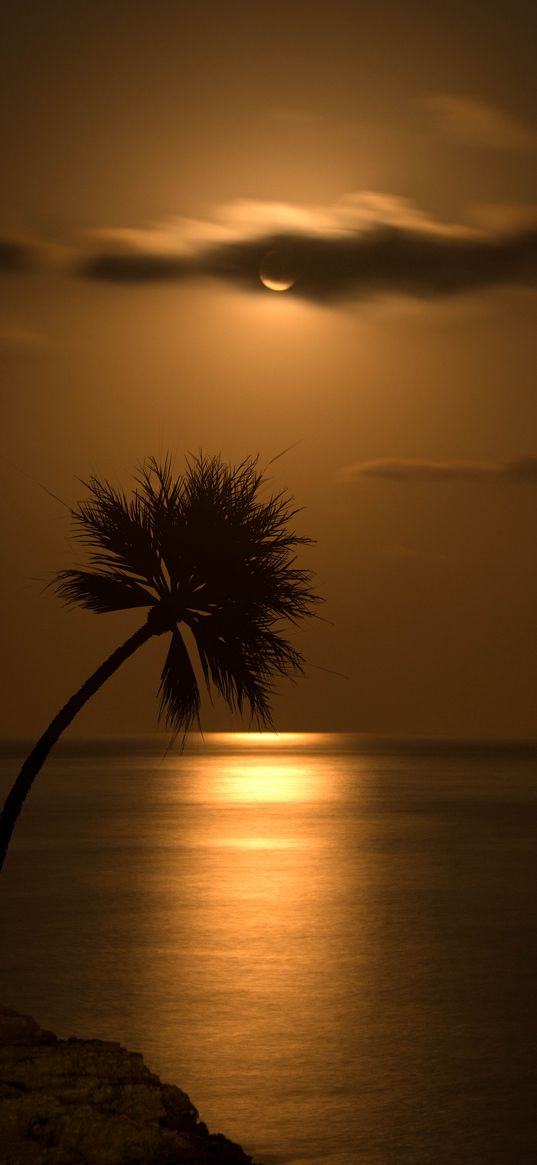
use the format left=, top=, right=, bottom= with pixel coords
left=0, top=1006, right=261, bottom=1165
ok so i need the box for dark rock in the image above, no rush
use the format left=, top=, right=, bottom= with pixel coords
left=0, top=1006, right=261, bottom=1165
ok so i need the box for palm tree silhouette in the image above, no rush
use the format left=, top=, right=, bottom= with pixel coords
left=0, top=453, right=319, bottom=874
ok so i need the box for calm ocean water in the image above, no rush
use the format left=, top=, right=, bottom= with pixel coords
left=0, top=733, right=536, bottom=1165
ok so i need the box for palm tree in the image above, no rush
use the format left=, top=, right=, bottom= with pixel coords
left=0, top=453, right=320, bottom=874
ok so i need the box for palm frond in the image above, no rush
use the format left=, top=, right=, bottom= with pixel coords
left=55, top=570, right=155, bottom=614
left=190, top=608, right=305, bottom=728
left=156, top=453, right=322, bottom=621
left=68, top=476, right=165, bottom=592
left=158, top=626, right=201, bottom=734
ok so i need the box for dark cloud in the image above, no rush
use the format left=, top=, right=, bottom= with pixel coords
left=0, top=238, right=34, bottom=273
left=340, top=457, right=537, bottom=482
left=80, top=251, right=196, bottom=282
left=79, top=225, right=537, bottom=302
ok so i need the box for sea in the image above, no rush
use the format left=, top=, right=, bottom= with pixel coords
left=0, top=732, right=536, bottom=1165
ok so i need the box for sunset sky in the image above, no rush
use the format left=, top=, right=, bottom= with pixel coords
left=1, top=0, right=536, bottom=739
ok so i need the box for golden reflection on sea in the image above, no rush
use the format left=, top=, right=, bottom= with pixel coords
left=135, top=733, right=370, bottom=1146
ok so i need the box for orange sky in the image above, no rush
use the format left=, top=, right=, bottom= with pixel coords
left=1, top=0, right=536, bottom=739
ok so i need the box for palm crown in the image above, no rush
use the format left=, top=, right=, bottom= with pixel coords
left=56, top=453, right=319, bottom=732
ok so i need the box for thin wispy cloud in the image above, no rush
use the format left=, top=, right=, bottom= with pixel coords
left=0, top=319, right=49, bottom=350
left=424, top=93, right=537, bottom=152
left=268, top=107, right=364, bottom=140
left=269, top=107, right=328, bottom=127
left=340, top=457, right=537, bottom=483
left=380, top=543, right=447, bottom=563
left=2, top=194, right=537, bottom=303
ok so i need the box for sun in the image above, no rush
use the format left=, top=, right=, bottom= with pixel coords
left=260, top=274, right=295, bottom=292
left=259, top=248, right=296, bottom=292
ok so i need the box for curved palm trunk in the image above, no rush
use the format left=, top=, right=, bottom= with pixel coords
left=0, top=622, right=154, bottom=875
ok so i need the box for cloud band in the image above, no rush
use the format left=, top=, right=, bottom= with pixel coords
left=3, top=194, right=537, bottom=303
left=340, top=457, right=537, bottom=482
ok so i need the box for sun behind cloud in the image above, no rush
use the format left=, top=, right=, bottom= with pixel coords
left=259, top=247, right=296, bottom=292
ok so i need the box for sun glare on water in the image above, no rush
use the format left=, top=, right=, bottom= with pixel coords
left=200, top=734, right=331, bottom=805
left=167, top=733, right=334, bottom=806
left=219, top=732, right=320, bottom=748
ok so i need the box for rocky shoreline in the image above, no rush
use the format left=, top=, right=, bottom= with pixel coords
left=0, top=1006, right=262, bottom=1164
